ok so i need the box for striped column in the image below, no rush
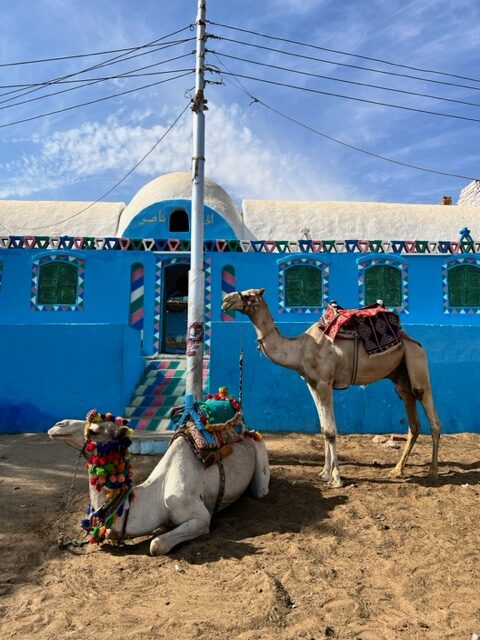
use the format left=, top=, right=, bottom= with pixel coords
left=221, top=265, right=236, bottom=321
left=130, top=262, right=145, bottom=343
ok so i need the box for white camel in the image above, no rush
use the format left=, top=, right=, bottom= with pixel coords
left=222, top=288, right=441, bottom=488
left=48, top=418, right=270, bottom=555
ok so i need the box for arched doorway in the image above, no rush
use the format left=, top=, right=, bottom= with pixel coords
left=162, top=263, right=189, bottom=354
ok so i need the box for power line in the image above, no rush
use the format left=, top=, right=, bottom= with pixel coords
left=0, top=40, right=194, bottom=90
left=214, top=69, right=480, bottom=124
left=0, top=24, right=193, bottom=67
left=0, top=54, right=194, bottom=112
left=258, top=99, right=479, bottom=180
left=210, top=34, right=480, bottom=94
left=211, top=50, right=480, bottom=110
left=208, top=20, right=480, bottom=85
left=0, top=71, right=194, bottom=130
left=0, top=33, right=195, bottom=106
left=212, top=55, right=479, bottom=182
left=13, top=101, right=191, bottom=233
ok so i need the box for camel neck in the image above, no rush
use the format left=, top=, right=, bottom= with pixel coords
left=251, top=302, right=304, bottom=371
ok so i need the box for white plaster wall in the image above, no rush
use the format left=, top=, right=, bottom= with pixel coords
left=242, top=199, right=480, bottom=240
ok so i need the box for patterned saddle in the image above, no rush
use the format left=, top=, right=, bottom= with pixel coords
left=169, top=391, right=262, bottom=467
left=318, top=302, right=402, bottom=357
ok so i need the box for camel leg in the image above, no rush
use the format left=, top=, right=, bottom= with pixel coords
left=307, top=383, right=331, bottom=481
left=308, top=382, right=342, bottom=488
left=150, top=499, right=211, bottom=555
left=390, top=375, right=421, bottom=477
left=402, top=340, right=441, bottom=476
left=320, top=436, right=332, bottom=482
left=420, top=388, right=441, bottom=476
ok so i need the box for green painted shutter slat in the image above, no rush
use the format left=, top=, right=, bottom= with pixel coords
left=365, top=265, right=402, bottom=307
left=448, top=265, right=480, bottom=307
left=285, top=266, right=322, bottom=307
left=38, top=262, right=78, bottom=305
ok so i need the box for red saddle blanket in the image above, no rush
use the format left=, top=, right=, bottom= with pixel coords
left=318, top=303, right=402, bottom=356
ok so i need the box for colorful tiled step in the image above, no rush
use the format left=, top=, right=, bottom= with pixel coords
left=125, top=355, right=210, bottom=444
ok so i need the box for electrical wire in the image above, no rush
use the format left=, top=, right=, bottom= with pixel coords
left=257, top=99, right=479, bottom=180
left=0, top=53, right=194, bottom=112
left=0, top=32, right=195, bottom=105
left=212, top=54, right=479, bottom=182
left=0, top=71, right=194, bottom=130
left=210, top=34, right=480, bottom=94
left=208, top=20, right=480, bottom=85
left=0, top=24, right=193, bottom=68
left=214, top=69, right=480, bottom=124
left=13, top=101, right=192, bottom=233
left=0, top=39, right=194, bottom=91
left=0, top=49, right=193, bottom=90
left=211, top=50, right=480, bottom=110
left=0, top=30, right=191, bottom=67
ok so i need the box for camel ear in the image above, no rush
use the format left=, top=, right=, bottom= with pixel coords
left=114, top=425, right=130, bottom=440
left=258, top=288, right=265, bottom=297
left=87, top=423, right=101, bottom=435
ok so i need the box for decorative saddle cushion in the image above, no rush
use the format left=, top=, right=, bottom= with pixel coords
left=318, top=303, right=402, bottom=357
left=169, top=391, right=262, bottom=467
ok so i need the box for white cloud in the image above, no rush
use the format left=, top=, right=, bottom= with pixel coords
left=268, top=0, right=330, bottom=14
left=0, top=102, right=351, bottom=202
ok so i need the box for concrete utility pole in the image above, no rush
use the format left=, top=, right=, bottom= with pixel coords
left=185, top=0, right=207, bottom=400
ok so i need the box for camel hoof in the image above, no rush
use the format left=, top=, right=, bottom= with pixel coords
left=389, top=467, right=404, bottom=478
left=328, top=478, right=343, bottom=489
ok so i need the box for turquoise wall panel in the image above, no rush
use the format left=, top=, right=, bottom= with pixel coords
left=122, top=199, right=237, bottom=240
left=0, top=324, right=143, bottom=433
left=210, top=322, right=480, bottom=434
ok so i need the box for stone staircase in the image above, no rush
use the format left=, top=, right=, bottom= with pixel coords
left=127, top=355, right=210, bottom=454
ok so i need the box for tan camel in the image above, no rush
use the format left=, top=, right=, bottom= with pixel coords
left=222, top=288, right=441, bottom=488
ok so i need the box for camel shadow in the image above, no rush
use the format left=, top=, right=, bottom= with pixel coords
left=264, top=449, right=480, bottom=488
left=337, top=460, right=480, bottom=487
left=103, top=475, right=347, bottom=562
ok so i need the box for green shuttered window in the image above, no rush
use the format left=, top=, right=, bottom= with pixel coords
left=285, top=265, right=322, bottom=307
left=447, top=265, right=480, bottom=307
left=38, top=262, right=78, bottom=305
left=365, top=265, right=402, bottom=307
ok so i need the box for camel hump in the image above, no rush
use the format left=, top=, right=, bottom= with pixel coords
left=402, top=333, right=431, bottom=400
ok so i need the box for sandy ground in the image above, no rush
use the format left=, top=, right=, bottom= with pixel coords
left=0, top=431, right=479, bottom=640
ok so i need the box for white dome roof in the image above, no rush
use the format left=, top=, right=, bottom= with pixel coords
left=119, top=172, right=245, bottom=237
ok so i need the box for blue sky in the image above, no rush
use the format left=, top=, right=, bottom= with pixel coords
left=0, top=0, right=479, bottom=207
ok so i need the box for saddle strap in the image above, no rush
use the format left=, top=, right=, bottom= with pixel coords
left=351, top=335, right=359, bottom=385
left=213, top=461, right=225, bottom=513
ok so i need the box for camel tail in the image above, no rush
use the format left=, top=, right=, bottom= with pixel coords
left=401, top=332, right=431, bottom=400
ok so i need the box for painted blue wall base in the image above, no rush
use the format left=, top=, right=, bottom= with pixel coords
left=0, top=324, right=143, bottom=433
left=210, top=323, right=480, bottom=434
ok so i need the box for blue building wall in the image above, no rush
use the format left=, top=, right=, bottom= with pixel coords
left=210, top=322, right=480, bottom=434
left=0, top=324, right=143, bottom=433
left=0, top=240, right=478, bottom=433
left=209, top=251, right=480, bottom=434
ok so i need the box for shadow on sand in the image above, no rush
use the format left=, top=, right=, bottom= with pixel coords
left=102, top=474, right=347, bottom=562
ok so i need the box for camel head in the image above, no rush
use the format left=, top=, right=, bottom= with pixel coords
left=221, top=288, right=266, bottom=315
left=48, top=419, right=86, bottom=451
left=48, top=414, right=130, bottom=451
